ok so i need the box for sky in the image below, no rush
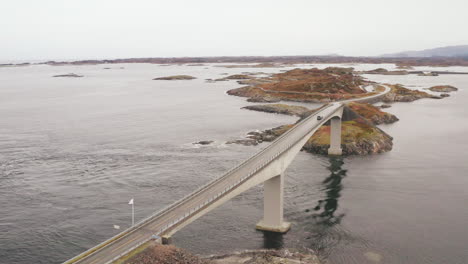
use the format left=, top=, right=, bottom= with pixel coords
left=1, top=0, right=467, bottom=62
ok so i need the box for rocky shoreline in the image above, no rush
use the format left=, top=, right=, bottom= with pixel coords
left=242, top=104, right=310, bottom=116
left=207, top=248, right=320, bottom=264
left=236, top=105, right=395, bottom=155
left=382, top=84, right=441, bottom=102
left=119, top=242, right=320, bottom=264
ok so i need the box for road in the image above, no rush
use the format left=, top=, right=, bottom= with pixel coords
left=64, top=85, right=391, bottom=264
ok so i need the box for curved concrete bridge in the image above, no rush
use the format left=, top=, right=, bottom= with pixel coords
left=64, top=85, right=390, bottom=264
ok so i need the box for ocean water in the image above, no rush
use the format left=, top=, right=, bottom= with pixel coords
left=0, top=63, right=467, bottom=264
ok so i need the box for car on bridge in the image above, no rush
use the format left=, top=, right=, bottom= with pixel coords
left=317, top=116, right=323, bottom=120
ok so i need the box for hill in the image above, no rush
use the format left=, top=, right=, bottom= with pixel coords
left=381, top=45, right=468, bottom=58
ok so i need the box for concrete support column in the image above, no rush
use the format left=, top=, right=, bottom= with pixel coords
left=161, top=235, right=172, bottom=245
left=256, top=173, right=291, bottom=233
left=328, top=117, right=342, bottom=156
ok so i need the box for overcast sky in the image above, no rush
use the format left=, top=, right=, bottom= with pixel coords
left=1, top=0, right=467, bottom=62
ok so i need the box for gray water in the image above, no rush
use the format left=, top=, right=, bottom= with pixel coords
left=0, top=63, right=467, bottom=264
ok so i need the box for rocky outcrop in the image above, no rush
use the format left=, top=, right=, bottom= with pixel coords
left=242, top=104, right=310, bottom=116
left=347, top=102, right=398, bottom=125
left=361, top=68, right=409, bottom=75
left=207, top=249, right=320, bottom=264
left=246, top=96, right=281, bottom=103
left=123, top=243, right=210, bottom=264
left=153, top=75, right=196, bottom=80
left=236, top=78, right=276, bottom=86
left=223, top=74, right=252, bottom=80
left=382, top=84, right=440, bottom=102
left=207, top=74, right=254, bottom=83
left=226, top=138, right=259, bottom=146
left=427, top=85, right=458, bottom=92
left=53, top=73, right=83, bottom=78
left=227, top=67, right=372, bottom=103
left=230, top=106, right=394, bottom=155
left=244, top=125, right=293, bottom=144
left=122, top=243, right=319, bottom=264
left=303, top=118, right=393, bottom=155
left=417, top=72, right=439, bottom=76
left=193, top=141, right=214, bottom=145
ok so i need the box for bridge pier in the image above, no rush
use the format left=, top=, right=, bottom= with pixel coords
left=328, top=117, right=342, bottom=156
left=256, top=173, right=291, bottom=233
left=161, top=235, right=172, bottom=245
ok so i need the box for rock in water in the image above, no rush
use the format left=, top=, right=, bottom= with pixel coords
left=193, top=140, right=214, bottom=145
left=427, top=85, right=458, bottom=92
left=242, top=104, right=310, bottom=116
left=223, top=74, right=252, bottom=80
left=53, top=73, right=83, bottom=78
left=379, top=104, right=392, bottom=108
left=226, top=139, right=259, bottom=146
left=153, top=75, right=196, bottom=80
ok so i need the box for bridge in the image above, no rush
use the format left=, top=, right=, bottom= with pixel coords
left=63, top=85, right=390, bottom=264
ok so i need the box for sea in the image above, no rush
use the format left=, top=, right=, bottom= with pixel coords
left=0, top=62, right=467, bottom=264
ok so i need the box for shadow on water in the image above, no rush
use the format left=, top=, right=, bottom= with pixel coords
left=262, top=231, right=284, bottom=249
left=312, top=156, right=347, bottom=226
left=300, top=156, right=350, bottom=256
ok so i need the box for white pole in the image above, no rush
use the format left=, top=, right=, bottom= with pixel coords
left=129, top=198, right=135, bottom=226
left=132, top=200, right=135, bottom=226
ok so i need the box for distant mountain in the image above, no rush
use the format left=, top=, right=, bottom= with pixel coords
left=381, top=45, right=468, bottom=58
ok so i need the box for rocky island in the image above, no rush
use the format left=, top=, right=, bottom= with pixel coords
left=382, top=84, right=440, bottom=102
left=242, top=104, right=310, bottom=116
left=360, top=68, right=409, bottom=75
left=153, top=75, right=196, bottom=80
left=227, top=67, right=374, bottom=103
left=236, top=103, right=395, bottom=155
left=427, top=85, right=458, bottom=92
left=52, top=73, right=83, bottom=78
